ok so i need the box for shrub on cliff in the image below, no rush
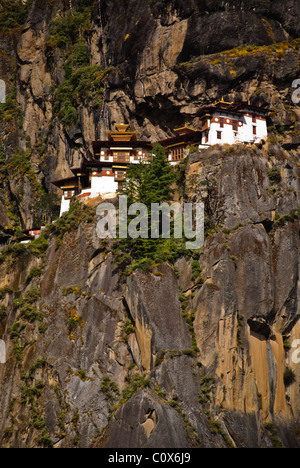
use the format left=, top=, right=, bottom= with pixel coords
left=284, top=367, right=296, bottom=387
left=0, top=0, right=28, bottom=32
left=46, top=10, right=91, bottom=51
left=267, top=166, right=282, bottom=185
left=52, top=65, right=111, bottom=127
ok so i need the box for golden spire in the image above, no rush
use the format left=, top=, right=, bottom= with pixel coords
left=115, top=122, right=130, bottom=132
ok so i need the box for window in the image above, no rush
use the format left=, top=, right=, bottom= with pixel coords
left=253, top=126, right=257, bottom=135
left=172, top=148, right=183, bottom=161
left=115, top=171, right=125, bottom=181
left=113, top=152, right=130, bottom=163
left=217, top=131, right=222, bottom=140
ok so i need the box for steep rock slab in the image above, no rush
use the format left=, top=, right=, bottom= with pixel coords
left=125, top=264, right=191, bottom=373
left=187, top=144, right=300, bottom=438
left=100, top=390, right=190, bottom=448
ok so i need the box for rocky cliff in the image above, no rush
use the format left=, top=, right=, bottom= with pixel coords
left=0, top=0, right=300, bottom=448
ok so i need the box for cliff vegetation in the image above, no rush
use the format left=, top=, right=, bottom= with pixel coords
left=0, top=0, right=299, bottom=448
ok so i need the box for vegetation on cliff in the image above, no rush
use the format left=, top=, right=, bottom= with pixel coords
left=0, top=0, right=31, bottom=33
left=111, top=144, right=199, bottom=274
left=0, top=0, right=300, bottom=449
left=46, top=0, right=111, bottom=127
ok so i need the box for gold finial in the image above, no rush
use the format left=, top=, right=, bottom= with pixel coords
left=115, top=122, right=130, bottom=132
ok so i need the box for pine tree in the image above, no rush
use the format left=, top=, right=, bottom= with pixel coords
left=113, top=144, right=189, bottom=273
left=119, top=160, right=148, bottom=205
left=120, top=143, right=177, bottom=207
left=143, top=143, right=177, bottom=207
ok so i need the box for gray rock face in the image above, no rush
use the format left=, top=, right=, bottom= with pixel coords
left=0, top=0, right=299, bottom=449
left=125, top=264, right=191, bottom=372
left=103, top=390, right=190, bottom=449
left=0, top=144, right=299, bottom=448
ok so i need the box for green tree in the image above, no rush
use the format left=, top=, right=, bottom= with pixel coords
left=33, top=192, right=60, bottom=226
left=120, top=143, right=177, bottom=207
left=144, top=143, right=177, bottom=206
left=118, top=160, right=148, bottom=205
left=119, top=143, right=177, bottom=239
left=113, top=144, right=190, bottom=273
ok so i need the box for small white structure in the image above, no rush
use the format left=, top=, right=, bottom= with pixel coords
left=199, top=100, right=268, bottom=147
left=0, top=339, right=6, bottom=364
left=60, top=190, right=75, bottom=216
left=0, top=80, right=6, bottom=104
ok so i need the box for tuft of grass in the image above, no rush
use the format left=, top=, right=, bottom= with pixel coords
left=100, top=376, right=120, bottom=401
left=283, top=367, right=296, bottom=387
left=267, top=166, right=281, bottom=185
left=121, top=373, right=150, bottom=402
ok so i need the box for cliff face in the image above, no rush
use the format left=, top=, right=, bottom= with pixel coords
left=0, top=143, right=300, bottom=448
left=0, top=0, right=300, bottom=448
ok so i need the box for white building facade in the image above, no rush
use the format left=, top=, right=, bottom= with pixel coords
left=52, top=124, right=152, bottom=216
left=199, top=101, right=268, bottom=147
left=53, top=106, right=269, bottom=216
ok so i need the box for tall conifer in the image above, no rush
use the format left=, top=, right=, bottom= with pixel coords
left=120, top=143, right=177, bottom=207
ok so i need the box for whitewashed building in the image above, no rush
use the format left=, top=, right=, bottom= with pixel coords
left=52, top=123, right=152, bottom=216
left=199, top=100, right=268, bottom=147
left=53, top=104, right=269, bottom=215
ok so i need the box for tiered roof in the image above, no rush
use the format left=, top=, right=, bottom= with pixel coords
left=198, top=99, right=269, bottom=118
